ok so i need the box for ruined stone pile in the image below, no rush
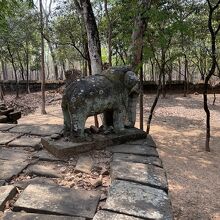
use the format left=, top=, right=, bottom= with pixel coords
left=0, top=102, right=21, bottom=124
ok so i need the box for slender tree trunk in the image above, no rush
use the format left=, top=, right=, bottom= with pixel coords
left=139, top=61, right=144, bottom=130
left=104, top=0, right=112, bottom=66
left=40, top=0, right=46, bottom=114
left=146, top=73, right=162, bottom=134
left=203, top=0, right=220, bottom=151
left=25, top=40, right=30, bottom=94
left=1, top=60, right=8, bottom=80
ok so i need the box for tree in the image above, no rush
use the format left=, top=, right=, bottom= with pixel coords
left=203, top=0, right=220, bottom=151
left=39, top=0, right=46, bottom=114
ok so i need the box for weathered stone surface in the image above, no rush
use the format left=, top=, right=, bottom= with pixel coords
left=33, top=150, right=60, bottom=161
left=93, top=210, right=143, bottom=220
left=0, top=160, right=29, bottom=180
left=42, top=128, right=146, bottom=158
left=0, top=124, right=16, bottom=131
left=41, top=137, right=95, bottom=158
left=113, top=153, right=162, bottom=167
left=0, top=116, right=7, bottom=123
left=75, top=156, right=93, bottom=174
left=0, top=132, right=21, bottom=145
left=107, top=144, right=159, bottom=157
left=0, top=186, right=17, bottom=211
left=104, top=180, right=173, bottom=220
left=127, top=135, right=156, bottom=148
left=0, top=148, right=30, bottom=180
left=8, top=136, right=41, bottom=150
left=0, top=108, right=14, bottom=115
left=0, top=148, right=30, bottom=161
left=111, top=161, right=168, bottom=191
left=10, top=124, right=63, bottom=136
left=14, top=184, right=100, bottom=218
left=13, top=177, right=56, bottom=189
left=2, top=212, right=85, bottom=220
left=62, top=67, right=140, bottom=137
left=26, top=164, right=61, bottom=178
left=8, top=111, right=21, bottom=122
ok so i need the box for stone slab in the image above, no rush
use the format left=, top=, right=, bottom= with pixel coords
left=0, top=148, right=30, bottom=180
left=42, top=128, right=147, bottom=158
left=26, top=164, right=61, bottom=178
left=0, top=124, right=16, bottom=131
left=127, top=134, right=156, bottom=147
left=110, top=161, right=168, bottom=191
left=33, top=150, right=60, bottom=161
left=0, top=160, right=29, bottom=180
left=2, top=212, right=85, bottom=220
left=41, top=138, right=95, bottom=158
left=113, top=153, right=162, bottom=167
left=13, top=177, right=56, bottom=189
left=104, top=180, right=173, bottom=220
left=9, top=124, right=63, bottom=136
left=14, top=184, right=100, bottom=218
left=0, top=186, right=17, bottom=211
left=0, top=132, right=21, bottom=145
left=75, top=156, right=93, bottom=174
left=8, top=136, right=41, bottom=150
left=107, top=144, right=159, bottom=157
left=0, top=148, right=30, bottom=161
left=93, top=210, right=143, bottom=220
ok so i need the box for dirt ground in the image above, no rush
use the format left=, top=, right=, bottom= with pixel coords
left=3, top=92, right=220, bottom=220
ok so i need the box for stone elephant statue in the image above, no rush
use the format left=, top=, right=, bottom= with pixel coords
left=61, top=66, right=140, bottom=137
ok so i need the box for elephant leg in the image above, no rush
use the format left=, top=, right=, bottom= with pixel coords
left=71, top=113, right=86, bottom=137
left=61, top=101, right=71, bottom=131
left=127, top=96, right=138, bottom=127
left=103, top=110, right=113, bottom=129
left=113, top=108, right=125, bottom=132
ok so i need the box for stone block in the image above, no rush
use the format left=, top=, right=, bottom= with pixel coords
left=14, top=184, right=100, bottom=219
left=110, top=161, right=168, bottom=191
left=0, top=108, right=14, bottom=116
left=107, top=144, right=159, bottom=157
left=127, top=134, right=156, bottom=147
left=0, top=132, right=21, bottom=145
left=0, top=186, right=17, bottom=211
left=33, top=150, right=60, bottom=162
left=113, top=153, right=162, bottom=167
left=26, top=164, right=61, bottom=178
left=9, top=124, right=63, bottom=136
left=93, top=210, right=143, bottom=220
left=0, top=124, right=17, bottom=131
left=2, top=212, right=85, bottom=220
left=8, top=136, right=41, bottom=150
left=75, top=156, right=93, bottom=174
left=8, top=111, right=21, bottom=122
left=104, top=180, right=173, bottom=220
left=0, top=116, right=7, bottom=123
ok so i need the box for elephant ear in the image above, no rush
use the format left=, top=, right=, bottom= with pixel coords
left=124, top=71, right=139, bottom=89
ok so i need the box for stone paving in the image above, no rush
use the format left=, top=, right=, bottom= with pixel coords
left=0, top=123, right=173, bottom=220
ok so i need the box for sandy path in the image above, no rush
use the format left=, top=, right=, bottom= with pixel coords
left=19, top=93, right=220, bottom=220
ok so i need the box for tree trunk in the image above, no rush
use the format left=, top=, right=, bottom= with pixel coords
left=1, top=60, right=8, bottom=80
left=146, top=73, right=162, bottom=134
left=203, top=0, right=220, bottom=151
left=25, top=40, right=30, bottom=94
left=104, top=0, right=112, bottom=66
left=130, top=0, right=151, bottom=72
left=40, top=0, right=46, bottom=114
left=139, top=61, right=144, bottom=130
left=80, top=0, right=102, bottom=74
